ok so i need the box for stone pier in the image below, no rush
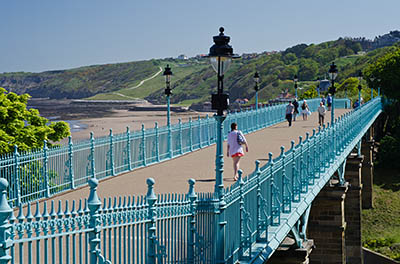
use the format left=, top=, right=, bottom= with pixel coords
left=308, top=183, right=348, bottom=264
left=267, top=239, right=314, bottom=264
left=361, top=137, right=374, bottom=209
left=344, top=154, right=364, bottom=264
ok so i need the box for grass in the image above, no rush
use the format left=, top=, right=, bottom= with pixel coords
left=88, top=61, right=208, bottom=101
left=362, top=167, right=400, bottom=261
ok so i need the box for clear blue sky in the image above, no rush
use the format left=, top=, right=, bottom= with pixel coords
left=1, top=0, right=399, bottom=73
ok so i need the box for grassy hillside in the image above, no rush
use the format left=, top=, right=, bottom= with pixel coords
left=89, top=60, right=209, bottom=104
left=0, top=38, right=398, bottom=105
left=0, top=60, right=161, bottom=99
left=362, top=168, right=400, bottom=261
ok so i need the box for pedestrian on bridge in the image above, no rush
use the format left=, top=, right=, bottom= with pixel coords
left=292, top=98, right=299, bottom=121
left=286, top=101, right=294, bottom=127
left=227, top=123, right=249, bottom=181
left=301, top=100, right=311, bottom=121
left=327, top=93, right=332, bottom=111
left=321, top=95, right=326, bottom=106
left=318, top=101, right=326, bottom=126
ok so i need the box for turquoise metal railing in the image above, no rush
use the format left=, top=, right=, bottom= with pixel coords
left=0, top=97, right=380, bottom=263
left=0, top=98, right=349, bottom=206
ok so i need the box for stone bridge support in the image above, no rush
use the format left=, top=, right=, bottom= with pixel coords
left=307, top=183, right=348, bottom=264
left=344, top=154, right=364, bottom=264
left=307, top=153, right=367, bottom=264
left=361, top=126, right=375, bottom=209
left=268, top=123, right=378, bottom=264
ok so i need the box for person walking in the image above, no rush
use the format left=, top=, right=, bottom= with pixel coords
left=227, top=123, right=249, bottom=181
left=321, top=95, right=326, bottom=106
left=286, top=101, right=294, bottom=127
left=327, top=94, right=332, bottom=111
left=301, top=100, right=310, bottom=121
left=353, top=99, right=360, bottom=109
left=317, top=101, right=326, bottom=126
left=292, top=98, right=299, bottom=121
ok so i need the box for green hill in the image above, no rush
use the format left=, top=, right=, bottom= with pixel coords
left=0, top=37, right=398, bottom=105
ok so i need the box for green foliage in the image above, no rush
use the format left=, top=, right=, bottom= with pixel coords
left=377, top=136, right=400, bottom=169
left=298, top=58, right=318, bottom=80
left=299, top=85, right=318, bottom=99
left=362, top=167, right=400, bottom=261
left=0, top=87, right=70, bottom=154
left=364, top=46, right=400, bottom=101
left=0, top=38, right=397, bottom=107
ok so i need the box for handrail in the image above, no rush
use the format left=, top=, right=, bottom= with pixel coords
left=0, top=98, right=350, bottom=206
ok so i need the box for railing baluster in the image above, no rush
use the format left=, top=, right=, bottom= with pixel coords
left=126, top=126, right=132, bottom=171
left=155, top=122, right=160, bottom=162
left=141, top=124, right=146, bottom=167
left=0, top=179, right=13, bottom=264
left=109, top=129, right=115, bottom=176
left=13, top=146, right=21, bottom=207
left=179, top=119, right=183, bottom=155
left=68, top=136, right=75, bottom=190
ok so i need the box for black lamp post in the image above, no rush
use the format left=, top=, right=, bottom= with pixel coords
left=317, top=78, right=320, bottom=98
left=163, top=64, right=173, bottom=158
left=208, top=27, right=239, bottom=262
left=208, top=27, right=239, bottom=197
left=254, top=71, right=260, bottom=110
left=294, top=74, right=298, bottom=98
left=328, top=62, right=338, bottom=123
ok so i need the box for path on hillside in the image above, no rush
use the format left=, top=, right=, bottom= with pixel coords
left=127, top=66, right=163, bottom=90
left=111, top=66, right=163, bottom=98
left=43, top=109, right=350, bottom=204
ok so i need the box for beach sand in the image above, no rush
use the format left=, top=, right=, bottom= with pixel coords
left=67, top=109, right=214, bottom=142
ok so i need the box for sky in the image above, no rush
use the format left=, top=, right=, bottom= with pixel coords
left=1, top=0, right=400, bottom=73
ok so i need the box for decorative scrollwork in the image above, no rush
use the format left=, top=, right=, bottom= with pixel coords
left=96, top=251, right=112, bottom=264
left=241, top=209, right=252, bottom=258
left=194, top=229, right=211, bottom=262
left=155, top=238, right=167, bottom=260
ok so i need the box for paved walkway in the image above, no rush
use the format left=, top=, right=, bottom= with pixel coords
left=44, top=109, right=349, bottom=204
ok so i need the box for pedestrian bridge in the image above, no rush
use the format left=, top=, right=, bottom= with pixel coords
left=0, top=97, right=382, bottom=263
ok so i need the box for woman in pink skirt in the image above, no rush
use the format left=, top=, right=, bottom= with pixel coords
left=227, top=123, right=249, bottom=181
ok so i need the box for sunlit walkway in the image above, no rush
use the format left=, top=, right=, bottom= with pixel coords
left=43, top=109, right=350, bottom=203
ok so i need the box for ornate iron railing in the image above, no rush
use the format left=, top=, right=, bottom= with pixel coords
left=0, top=97, right=380, bottom=263
left=0, top=98, right=350, bottom=206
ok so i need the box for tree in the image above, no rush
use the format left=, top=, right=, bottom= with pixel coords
left=0, top=87, right=70, bottom=154
left=298, top=58, right=318, bottom=81
left=364, top=46, right=400, bottom=101
left=300, top=86, right=318, bottom=99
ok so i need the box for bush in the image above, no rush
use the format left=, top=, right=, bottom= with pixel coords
left=377, top=135, right=400, bottom=169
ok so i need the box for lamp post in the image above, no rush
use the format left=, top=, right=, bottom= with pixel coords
left=377, top=78, right=381, bottom=97
left=369, top=76, right=375, bottom=100
left=208, top=27, right=238, bottom=263
left=163, top=64, right=173, bottom=158
left=294, top=74, right=298, bottom=98
left=328, top=62, right=338, bottom=124
left=317, top=78, right=320, bottom=98
left=254, top=71, right=260, bottom=110
left=358, top=71, right=362, bottom=109
left=208, top=27, right=239, bottom=197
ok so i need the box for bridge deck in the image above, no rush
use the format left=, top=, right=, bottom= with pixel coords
left=43, top=109, right=350, bottom=204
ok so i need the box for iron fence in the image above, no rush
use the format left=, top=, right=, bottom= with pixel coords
left=0, top=97, right=381, bottom=263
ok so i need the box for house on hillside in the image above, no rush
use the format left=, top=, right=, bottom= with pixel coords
left=177, top=54, right=188, bottom=60
left=269, top=89, right=295, bottom=103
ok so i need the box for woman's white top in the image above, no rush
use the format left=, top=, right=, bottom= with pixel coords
left=227, top=130, right=246, bottom=156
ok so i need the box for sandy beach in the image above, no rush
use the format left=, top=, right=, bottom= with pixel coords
left=66, top=109, right=214, bottom=142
